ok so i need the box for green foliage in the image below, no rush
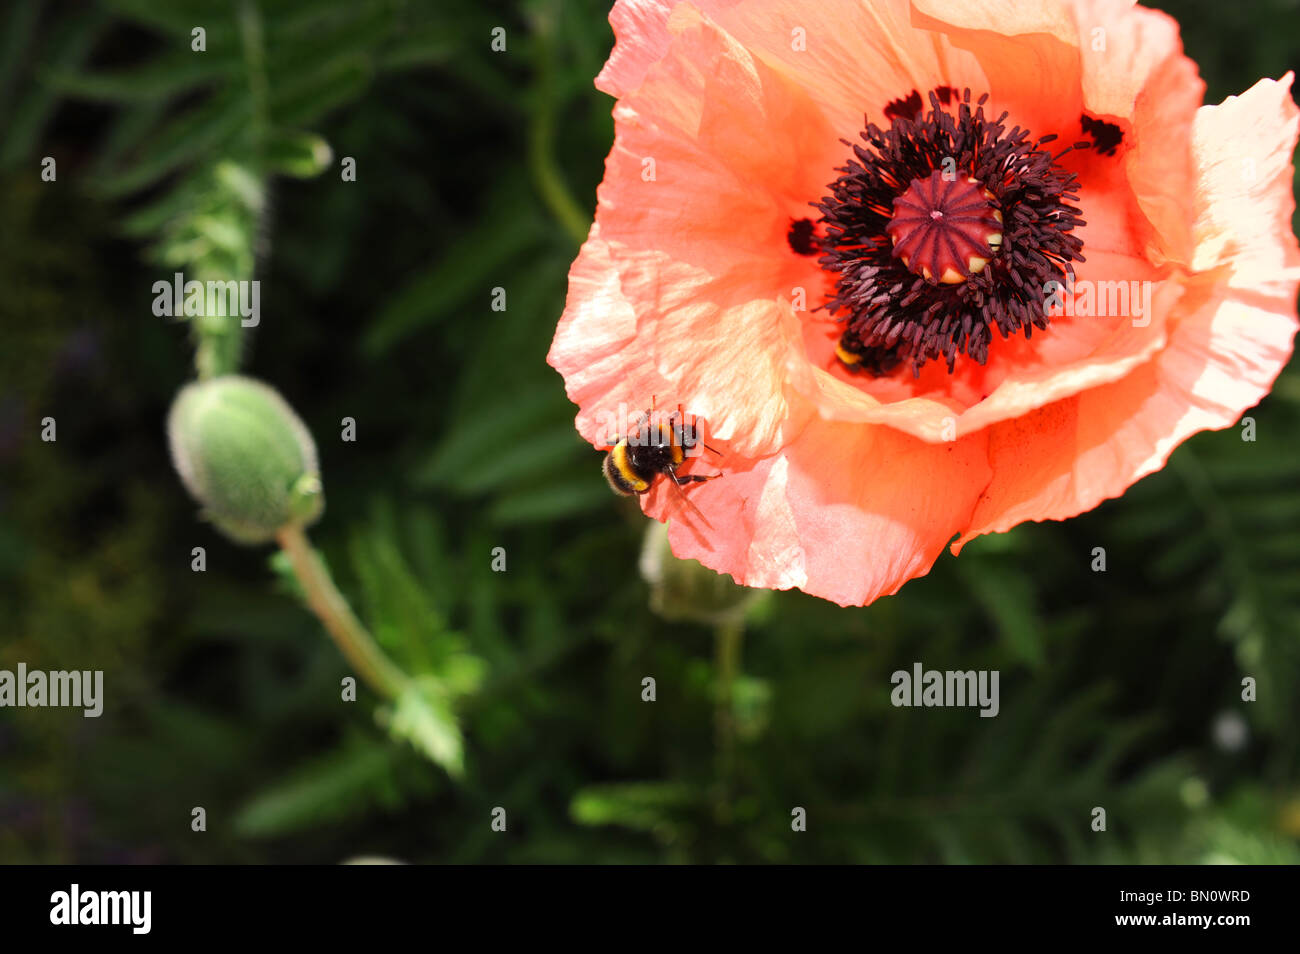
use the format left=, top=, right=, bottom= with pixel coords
left=0, top=2, right=107, bottom=169
left=53, top=0, right=467, bottom=377
left=234, top=732, right=435, bottom=839
left=1110, top=379, right=1300, bottom=754
left=1, top=0, right=1297, bottom=866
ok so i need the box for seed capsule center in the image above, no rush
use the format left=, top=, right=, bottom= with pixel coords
left=885, top=171, right=1003, bottom=284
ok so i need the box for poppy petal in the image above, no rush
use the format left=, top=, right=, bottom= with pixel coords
left=647, top=417, right=992, bottom=606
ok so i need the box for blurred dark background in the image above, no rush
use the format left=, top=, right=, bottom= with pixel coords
left=1, top=0, right=1298, bottom=864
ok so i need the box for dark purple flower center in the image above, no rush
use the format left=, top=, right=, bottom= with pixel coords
left=885, top=171, right=1003, bottom=285
left=813, top=88, right=1091, bottom=375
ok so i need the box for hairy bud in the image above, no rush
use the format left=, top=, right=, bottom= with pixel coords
left=167, top=375, right=324, bottom=544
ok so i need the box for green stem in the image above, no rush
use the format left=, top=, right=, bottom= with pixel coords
left=237, top=0, right=270, bottom=145
left=193, top=0, right=270, bottom=381
left=713, top=617, right=745, bottom=813
left=193, top=313, right=244, bottom=381
left=276, top=524, right=408, bottom=700
left=528, top=4, right=589, bottom=246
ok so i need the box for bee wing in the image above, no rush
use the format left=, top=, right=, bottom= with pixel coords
left=647, top=474, right=715, bottom=548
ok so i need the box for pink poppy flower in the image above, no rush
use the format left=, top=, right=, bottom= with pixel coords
left=547, top=0, right=1300, bottom=606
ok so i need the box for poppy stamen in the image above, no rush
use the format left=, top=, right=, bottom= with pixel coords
left=815, top=88, right=1086, bottom=375
left=787, top=217, right=818, bottom=256
left=1080, top=114, right=1123, bottom=156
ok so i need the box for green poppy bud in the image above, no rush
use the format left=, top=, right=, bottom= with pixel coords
left=638, top=521, right=765, bottom=626
left=167, top=375, right=324, bottom=544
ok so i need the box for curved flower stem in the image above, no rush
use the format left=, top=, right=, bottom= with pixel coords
left=713, top=617, right=745, bottom=814
left=192, top=1, right=270, bottom=381
left=237, top=0, right=270, bottom=145
left=275, top=524, right=408, bottom=701
left=193, top=314, right=245, bottom=381
left=528, top=4, right=589, bottom=247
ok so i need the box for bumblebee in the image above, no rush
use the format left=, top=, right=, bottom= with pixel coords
left=603, top=407, right=718, bottom=497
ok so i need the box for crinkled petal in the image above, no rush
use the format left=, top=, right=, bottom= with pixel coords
left=550, top=232, right=817, bottom=452
left=1189, top=75, right=1300, bottom=279
left=953, top=75, right=1300, bottom=549
left=552, top=4, right=840, bottom=455
left=951, top=280, right=1298, bottom=550
left=597, top=0, right=678, bottom=98
left=601, top=0, right=987, bottom=132
left=910, top=0, right=1083, bottom=133
left=645, top=418, right=992, bottom=606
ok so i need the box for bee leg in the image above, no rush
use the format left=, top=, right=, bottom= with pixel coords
left=675, top=472, right=721, bottom=485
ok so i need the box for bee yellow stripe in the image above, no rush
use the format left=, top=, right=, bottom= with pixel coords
left=611, top=442, right=649, bottom=493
